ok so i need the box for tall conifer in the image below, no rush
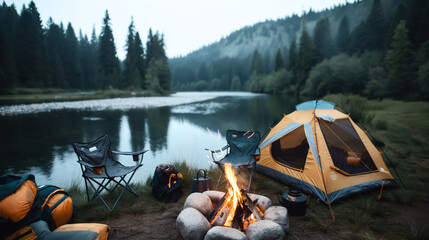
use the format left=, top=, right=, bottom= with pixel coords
left=15, top=1, right=50, bottom=87
left=335, top=16, right=349, bottom=53
left=96, top=10, right=119, bottom=89
left=386, top=20, right=415, bottom=99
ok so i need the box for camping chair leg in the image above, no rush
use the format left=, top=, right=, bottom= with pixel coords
left=111, top=175, right=138, bottom=196
left=86, top=178, right=113, bottom=212
left=110, top=181, right=129, bottom=212
left=247, top=163, right=256, bottom=191
left=123, top=170, right=139, bottom=196
left=89, top=178, right=112, bottom=201
left=110, top=170, right=140, bottom=211
left=84, top=178, right=90, bottom=202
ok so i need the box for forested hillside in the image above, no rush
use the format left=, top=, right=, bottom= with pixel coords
left=0, top=1, right=171, bottom=94
left=170, top=0, right=429, bottom=101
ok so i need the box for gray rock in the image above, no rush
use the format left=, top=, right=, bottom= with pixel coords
left=264, top=206, right=290, bottom=233
left=204, top=226, right=247, bottom=240
left=203, top=190, right=226, bottom=205
left=184, top=192, right=213, bottom=217
left=176, top=208, right=211, bottom=240
left=246, top=220, right=285, bottom=240
left=247, top=193, right=272, bottom=212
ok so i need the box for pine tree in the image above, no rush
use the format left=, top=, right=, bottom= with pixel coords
left=274, top=48, right=284, bottom=72
left=365, top=0, right=387, bottom=50
left=297, top=27, right=316, bottom=98
left=79, top=32, right=97, bottom=90
left=145, top=29, right=170, bottom=93
left=64, top=23, right=83, bottom=89
left=0, top=3, right=19, bottom=90
left=15, top=1, right=50, bottom=87
left=335, top=16, right=349, bottom=53
left=348, top=0, right=387, bottom=53
left=386, top=20, right=415, bottom=99
left=313, top=18, right=334, bottom=62
left=134, top=32, right=145, bottom=89
left=288, top=38, right=297, bottom=69
left=96, top=10, right=119, bottom=89
left=407, top=0, right=429, bottom=49
left=386, top=4, right=407, bottom=48
left=122, top=19, right=136, bottom=89
left=250, top=49, right=264, bottom=75
left=45, top=19, right=67, bottom=88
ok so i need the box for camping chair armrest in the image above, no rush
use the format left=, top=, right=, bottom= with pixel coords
left=77, top=160, right=104, bottom=168
left=205, top=145, right=229, bottom=162
left=111, top=149, right=148, bottom=163
left=251, top=148, right=261, bottom=161
left=205, top=145, right=229, bottom=154
left=253, top=148, right=260, bottom=156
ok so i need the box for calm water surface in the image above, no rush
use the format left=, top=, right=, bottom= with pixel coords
left=0, top=92, right=299, bottom=187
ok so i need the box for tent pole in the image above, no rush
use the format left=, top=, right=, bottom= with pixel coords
left=313, top=99, right=336, bottom=220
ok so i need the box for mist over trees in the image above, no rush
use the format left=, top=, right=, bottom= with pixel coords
left=170, top=0, right=428, bottom=101
left=0, top=1, right=171, bottom=94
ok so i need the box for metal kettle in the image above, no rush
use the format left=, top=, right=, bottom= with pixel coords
left=191, top=169, right=212, bottom=193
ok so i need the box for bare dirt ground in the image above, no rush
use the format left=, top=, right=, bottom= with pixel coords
left=96, top=192, right=429, bottom=240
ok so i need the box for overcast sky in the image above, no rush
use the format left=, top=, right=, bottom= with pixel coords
left=5, top=0, right=351, bottom=59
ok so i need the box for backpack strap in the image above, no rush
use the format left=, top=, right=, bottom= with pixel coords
left=41, top=189, right=69, bottom=212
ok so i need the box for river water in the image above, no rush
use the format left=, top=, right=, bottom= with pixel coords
left=0, top=92, right=299, bottom=187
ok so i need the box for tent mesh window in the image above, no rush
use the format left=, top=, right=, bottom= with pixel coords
left=319, top=118, right=377, bottom=174
left=271, top=125, right=308, bottom=170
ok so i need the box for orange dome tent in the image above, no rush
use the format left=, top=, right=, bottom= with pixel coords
left=257, top=100, right=397, bottom=204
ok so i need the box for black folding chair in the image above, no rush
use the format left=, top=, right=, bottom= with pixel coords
left=72, top=134, right=148, bottom=212
left=206, top=130, right=261, bottom=190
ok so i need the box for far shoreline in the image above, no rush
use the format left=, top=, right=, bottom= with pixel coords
left=0, top=91, right=259, bottom=116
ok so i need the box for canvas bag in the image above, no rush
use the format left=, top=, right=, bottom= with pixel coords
left=38, top=185, right=74, bottom=231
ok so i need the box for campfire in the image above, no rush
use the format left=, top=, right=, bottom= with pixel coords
left=176, top=163, right=289, bottom=240
left=207, top=164, right=264, bottom=231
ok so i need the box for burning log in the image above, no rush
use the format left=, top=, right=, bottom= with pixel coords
left=207, top=191, right=231, bottom=226
left=206, top=164, right=265, bottom=232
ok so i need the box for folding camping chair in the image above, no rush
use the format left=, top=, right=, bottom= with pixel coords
left=206, top=130, right=261, bottom=190
left=72, top=134, right=148, bottom=212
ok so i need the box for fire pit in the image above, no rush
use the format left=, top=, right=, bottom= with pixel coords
left=176, top=164, right=289, bottom=240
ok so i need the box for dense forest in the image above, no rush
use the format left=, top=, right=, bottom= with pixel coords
left=0, top=1, right=171, bottom=94
left=170, top=0, right=429, bottom=101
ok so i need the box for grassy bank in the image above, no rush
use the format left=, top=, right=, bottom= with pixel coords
left=0, top=88, right=171, bottom=105
left=65, top=95, right=429, bottom=239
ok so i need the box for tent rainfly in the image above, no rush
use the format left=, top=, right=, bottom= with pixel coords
left=256, top=100, right=397, bottom=204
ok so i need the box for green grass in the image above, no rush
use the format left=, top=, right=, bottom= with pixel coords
left=0, top=88, right=170, bottom=105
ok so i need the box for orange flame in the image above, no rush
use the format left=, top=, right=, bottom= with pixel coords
left=223, top=163, right=243, bottom=227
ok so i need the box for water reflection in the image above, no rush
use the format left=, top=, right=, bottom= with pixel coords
left=0, top=93, right=299, bottom=187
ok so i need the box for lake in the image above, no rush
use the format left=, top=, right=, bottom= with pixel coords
left=0, top=92, right=299, bottom=187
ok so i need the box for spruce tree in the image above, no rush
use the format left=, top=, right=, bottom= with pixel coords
left=79, top=32, right=97, bottom=90
left=0, top=3, right=19, bottom=90
left=15, top=1, right=50, bottom=87
left=145, top=29, right=170, bottom=93
left=250, top=49, right=264, bottom=75
left=348, top=0, right=387, bottom=53
left=335, top=16, right=349, bottom=53
left=313, top=18, right=334, bottom=62
left=134, top=32, right=145, bottom=89
left=407, top=0, right=429, bottom=49
left=365, top=0, right=387, bottom=50
left=386, top=20, right=415, bottom=99
left=274, top=48, right=284, bottom=72
left=45, top=19, right=67, bottom=88
left=297, top=27, right=316, bottom=98
left=122, top=19, right=136, bottom=89
left=96, top=10, right=119, bottom=89
left=64, top=23, right=83, bottom=89
left=288, top=38, right=298, bottom=85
